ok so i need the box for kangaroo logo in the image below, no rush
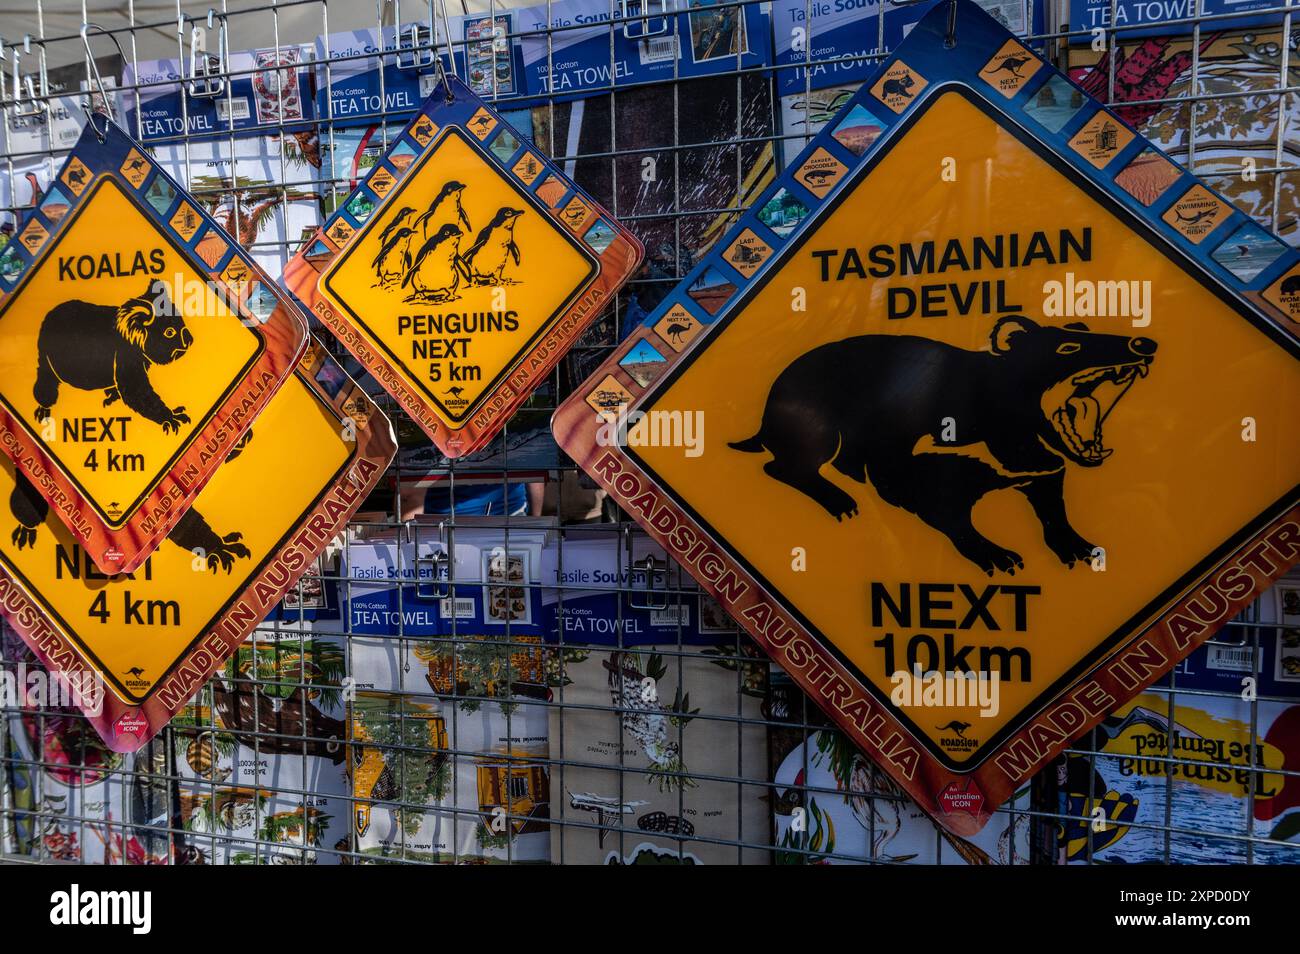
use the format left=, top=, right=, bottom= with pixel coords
left=33, top=278, right=193, bottom=434
left=124, top=667, right=147, bottom=678
left=936, top=720, right=972, bottom=738
left=983, top=55, right=1033, bottom=79
left=729, top=316, right=1157, bottom=575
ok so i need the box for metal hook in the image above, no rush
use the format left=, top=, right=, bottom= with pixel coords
left=627, top=554, right=670, bottom=611
left=179, top=12, right=228, bottom=98
left=621, top=0, right=670, bottom=41
left=415, top=518, right=454, bottom=600
left=435, top=0, right=460, bottom=78
left=415, top=548, right=452, bottom=600
left=80, top=24, right=125, bottom=141
left=395, top=22, right=435, bottom=71
left=431, top=0, right=458, bottom=102
left=621, top=526, right=670, bottom=611
left=7, top=36, right=50, bottom=121
left=944, top=0, right=958, bottom=49
left=387, top=0, right=435, bottom=73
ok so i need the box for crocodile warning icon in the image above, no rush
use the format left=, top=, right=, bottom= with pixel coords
left=287, top=77, right=642, bottom=459
left=0, top=119, right=307, bottom=575
left=552, top=0, right=1300, bottom=835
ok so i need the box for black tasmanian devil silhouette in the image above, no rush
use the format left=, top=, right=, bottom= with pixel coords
left=729, top=316, right=1157, bottom=576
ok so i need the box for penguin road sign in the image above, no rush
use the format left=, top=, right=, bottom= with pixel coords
left=0, top=119, right=309, bottom=577
left=552, top=0, right=1300, bottom=834
left=0, top=341, right=396, bottom=752
left=286, top=76, right=643, bottom=459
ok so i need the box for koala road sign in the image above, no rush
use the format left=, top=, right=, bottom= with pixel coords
left=553, top=0, right=1300, bottom=834
left=286, top=75, right=643, bottom=460
left=0, top=119, right=309, bottom=577
left=0, top=341, right=396, bottom=752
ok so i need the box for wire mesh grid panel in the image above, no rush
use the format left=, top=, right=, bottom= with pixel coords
left=0, top=0, right=1296, bottom=865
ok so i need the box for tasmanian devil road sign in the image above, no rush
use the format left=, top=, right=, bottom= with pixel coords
left=0, top=341, right=396, bottom=751
left=0, top=117, right=308, bottom=577
left=552, top=0, right=1300, bottom=834
left=286, top=75, right=643, bottom=459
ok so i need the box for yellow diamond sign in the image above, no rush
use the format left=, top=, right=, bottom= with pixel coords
left=318, top=128, right=596, bottom=429
left=553, top=11, right=1300, bottom=837
left=0, top=159, right=307, bottom=576
left=0, top=343, right=395, bottom=751
left=287, top=79, right=642, bottom=458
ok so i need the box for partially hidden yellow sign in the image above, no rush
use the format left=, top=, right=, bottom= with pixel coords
left=287, top=80, right=642, bottom=458
left=0, top=342, right=396, bottom=751
left=553, top=60, right=1300, bottom=833
left=0, top=127, right=307, bottom=576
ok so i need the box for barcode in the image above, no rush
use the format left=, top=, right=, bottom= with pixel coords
left=216, top=97, right=251, bottom=121
left=439, top=597, right=475, bottom=620
left=1206, top=644, right=1254, bottom=672
left=640, top=36, right=677, bottom=65
left=651, top=604, right=690, bottom=627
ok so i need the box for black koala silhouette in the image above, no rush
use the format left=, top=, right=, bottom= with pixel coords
left=34, top=278, right=193, bottom=434
left=730, top=316, right=1157, bottom=576
left=8, top=428, right=253, bottom=572
left=882, top=74, right=916, bottom=99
